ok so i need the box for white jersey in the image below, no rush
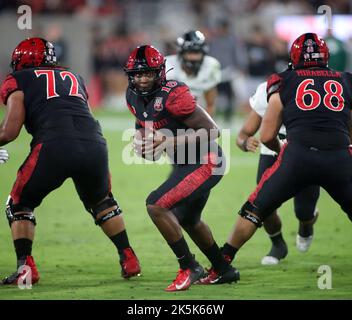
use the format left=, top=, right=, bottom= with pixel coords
left=249, top=81, right=286, bottom=156
left=165, top=54, right=221, bottom=106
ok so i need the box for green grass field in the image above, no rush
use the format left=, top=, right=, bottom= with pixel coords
left=0, top=110, right=351, bottom=300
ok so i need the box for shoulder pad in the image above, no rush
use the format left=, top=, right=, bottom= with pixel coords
left=165, top=84, right=196, bottom=117
left=0, top=74, right=19, bottom=105
left=266, top=73, right=282, bottom=102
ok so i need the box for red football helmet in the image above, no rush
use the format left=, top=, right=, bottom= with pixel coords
left=124, top=45, right=166, bottom=96
left=290, top=33, right=329, bottom=69
left=11, top=37, right=57, bottom=72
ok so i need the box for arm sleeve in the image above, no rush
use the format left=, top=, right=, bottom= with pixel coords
left=0, top=75, right=20, bottom=105
left=165, top=85, right=196, bottom=117
left=266, top=73, right=282, bottom=102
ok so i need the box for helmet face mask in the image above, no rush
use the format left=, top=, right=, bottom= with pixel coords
left=130, top=70, right=158, bottom=95
left=11, top=37, right=57, bottom=72
left=124, top=45, right=166, bottom=96
left=180, top=51, right=204, bottom=75
left=177, top=30, right=208, bottom=75
left=290, top=33, right=329, bottom=69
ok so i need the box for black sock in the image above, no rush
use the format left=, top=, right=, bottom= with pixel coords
left=299, top=223, right=313, bottom=238
left=14, top=238, right=32, bottom=262
left=269, top=232, right=285, bottom=246
left=221, top=243, right=238, bottom=263
left=202, top=242, right=229, bottom=274
left=109, top=230, right=130, bottom=257
left=168, top=237, right=197, bottom=270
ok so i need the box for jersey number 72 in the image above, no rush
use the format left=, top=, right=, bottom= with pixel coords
left=34, top=70, right=85, bottom=100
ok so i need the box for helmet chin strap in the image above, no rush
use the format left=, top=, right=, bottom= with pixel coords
left=138, top=83, right=160, bottom=96
left=130, top=80, right=161, bottom=97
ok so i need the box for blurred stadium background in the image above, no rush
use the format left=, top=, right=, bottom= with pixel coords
left=1, top=0, right=352, bottom=114
left=1, top=0, right=352, bottom=300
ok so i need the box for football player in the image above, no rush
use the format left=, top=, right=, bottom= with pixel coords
left=236, top=78, right=320, bottom=265
left=0, top=38, right=140, bottom=285
left=165, top=30, right=221, bottom=118
left=201, top=33, right=352, bottom=284
left=124, top=45, right=239, bottom=291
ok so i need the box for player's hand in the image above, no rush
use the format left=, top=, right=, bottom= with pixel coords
left=243, top=136, right=260, bottom=153
left=0, top=148, right=9, bottom=164
left=142, top=131, right=167, bottom=159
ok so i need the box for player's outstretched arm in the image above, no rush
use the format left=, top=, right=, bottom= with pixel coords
left=236, top=109, right=261, bottom=152
left=260, top=92, right=283, bottom=154
left=0, top=91, right=25, bottom=146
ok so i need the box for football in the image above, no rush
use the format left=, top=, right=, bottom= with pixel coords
left=133, top=127, right=163, bottom=161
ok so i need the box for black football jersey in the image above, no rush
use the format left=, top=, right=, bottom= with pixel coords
left=0, top=67, right=105, bottom=146
left=126, top=80, right=220, bottom=164
left=126, top=80, right=195, bottom=134
left=267, top=67, right=352, bottom=149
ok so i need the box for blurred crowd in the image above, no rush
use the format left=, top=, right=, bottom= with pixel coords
left=1, top=0, right=352, bottom=119
left=1, top=0, right=351, bottom=16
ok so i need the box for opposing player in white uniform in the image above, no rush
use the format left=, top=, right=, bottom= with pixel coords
left=236, top=80, right=320, bottom=265
left=166, top=30, right=221, bottom=118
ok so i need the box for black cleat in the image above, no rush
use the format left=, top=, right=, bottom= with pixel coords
left=197, top=265, right=240, bottom=285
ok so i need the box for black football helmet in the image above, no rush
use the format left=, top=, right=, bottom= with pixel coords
left=176, top=30, right=209, bottom=75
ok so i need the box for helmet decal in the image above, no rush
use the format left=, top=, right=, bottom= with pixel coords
left=290, top=33, right=329, bottom=69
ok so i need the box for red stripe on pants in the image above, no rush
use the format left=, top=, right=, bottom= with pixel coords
left=11, top=143, right=43, bottom=204
left=155, top=153, right=217, bottom=209
left=248, top=143, right=288, bottom=204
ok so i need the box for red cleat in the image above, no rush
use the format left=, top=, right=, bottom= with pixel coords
left=120, top=248, right=141, bottom=279
left=1, top=256, right=40, bottom=286
left=165, top=265, right=204, bottom=292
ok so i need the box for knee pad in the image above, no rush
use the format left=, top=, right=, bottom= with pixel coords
left=87, top=193, right=122, bottom=226
left=5, top=197, right=36, bottom=227
left=238, top=201, right=263, bottom=228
